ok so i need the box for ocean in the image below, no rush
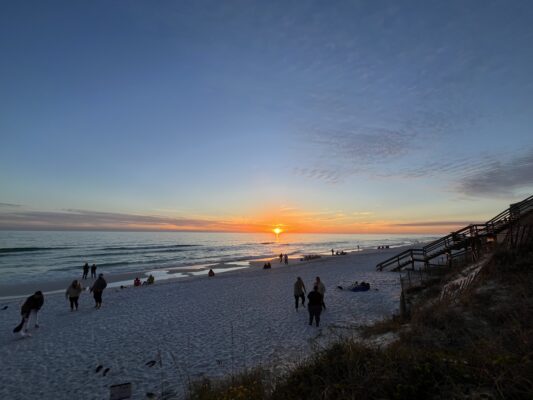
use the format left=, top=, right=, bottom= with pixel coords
left=0, top=231, right=437, bottom=285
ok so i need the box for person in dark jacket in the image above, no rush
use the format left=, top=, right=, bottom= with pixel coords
left=90, top=264, right=97, bottom=279
left=82, top=263, right=89, bottom=279
left=90, top=274, right=107, bottom=309
left=16, top=291, right=44, bottom=336
left=65, top=280, right=83, bottom=311
left=293, top=277, right=306, bottom=309
left=307, top=286, right=323, bottom=327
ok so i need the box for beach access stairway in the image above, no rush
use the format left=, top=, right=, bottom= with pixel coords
left=376, top=194, right=533, bottom=272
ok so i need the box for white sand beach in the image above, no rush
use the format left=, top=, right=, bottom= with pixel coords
left=0, top=248, right=402, bottom=400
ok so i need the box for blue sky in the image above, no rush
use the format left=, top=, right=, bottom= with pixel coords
left=1, top=0, right=532, bottom=232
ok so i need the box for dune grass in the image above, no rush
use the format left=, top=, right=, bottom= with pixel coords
left=187, top=245, right=533, bottom=400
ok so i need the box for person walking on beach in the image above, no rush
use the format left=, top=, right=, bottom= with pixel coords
left=82, top=263, right=89, bottom=280
left=90, top=264, right=97, bottom=279
left=279, top=253, right=283, bottom=263
left=307, top=286, right=323, bottom=327
left=294, top=277, right=306, bottom=310
left=284, top=254, right=288, bottom=264
left=13, top=291, right=44, bottom=336
left=90, top=274, right=107, bottom=309
left=331, top=249, right=334, bottom=256
left=315, top=276, right=326, bottom=310
left=65, top=280, right=83, bottom=311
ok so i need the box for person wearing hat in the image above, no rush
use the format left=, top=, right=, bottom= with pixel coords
left=90, top=273, right=107, bottom=309
left=13, top=291, right=44, bottom=336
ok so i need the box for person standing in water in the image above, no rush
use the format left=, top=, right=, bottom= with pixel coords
left=293, top=277, right=306, bottom=310
left=82, top=263, right=89, bottom=280
left=90, top=274, right=107, bottom=309
left=284, top=254, right=289, bottom=264
left=90, top=264, right=97, bottom=279
left=65, top=280, right=83, bottom=311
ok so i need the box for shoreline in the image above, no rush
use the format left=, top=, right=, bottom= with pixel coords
left=0, top=246, right=405, bottom=300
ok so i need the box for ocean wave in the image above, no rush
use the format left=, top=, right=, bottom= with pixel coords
left=0, top=246, right=69, bottom=255
left=101, top=244, right=199, bottom=251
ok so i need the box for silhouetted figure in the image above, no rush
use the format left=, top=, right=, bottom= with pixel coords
left=82, top=263, right=89, bottom=280
left=315, top=276, right=326, bottom=310
left=284, top=254, right=288, bottom=264
left=208, top=269, right=215, bottom=277
left=279, top=253, right=283, bottom=263
left=146, top=274, right=155, bottom=284
left=14, top=291, right=44, bottom=336
left=65, top=280, right=82, bottom=311
left=307, top=286, right=323, bottom=327
left=90, top=274, right=107, bottom=309
left=294, top=277, right=306, bottom=309
left=90, top=264, right=97, bottom=279
left=263, top=262, right=271, bottom=269
left=134, top=277, right=141, bottom=287
left=331, top=249, right=334, bottom=256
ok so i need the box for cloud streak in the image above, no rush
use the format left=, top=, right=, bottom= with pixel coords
left=0, top=209, right=264, bottom=232
left=455, top=150, right=533, bottom=197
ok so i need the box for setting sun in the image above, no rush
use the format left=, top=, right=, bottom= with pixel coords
left=273, top=227, right=283, bottom=235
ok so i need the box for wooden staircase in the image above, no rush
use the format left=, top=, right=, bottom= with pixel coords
left=376, top=195, right=533, bottom=272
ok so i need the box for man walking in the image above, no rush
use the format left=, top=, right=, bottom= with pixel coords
left=90, top=273, right=107, bottom=309
left=307, top=286, right=323, bottom=327
left=14, top=291, right=44, bottom=337
left=293, top=277, right=306, bottom=310
left=315, top=276, right=326, bottom=310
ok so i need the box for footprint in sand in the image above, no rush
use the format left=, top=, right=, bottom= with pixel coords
left=145, top=360, right=157, bottom=368
left=103, top=368, right=110, bottom=376
left=95, top=365, right=103, bottom=373
left=1, top=305, right=8, bottom=310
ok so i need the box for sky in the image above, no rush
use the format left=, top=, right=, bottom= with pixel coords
left=1, top=0, right=533, bottom=234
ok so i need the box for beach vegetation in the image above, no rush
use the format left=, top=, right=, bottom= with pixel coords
left=186, top=244, right=533, bottom=399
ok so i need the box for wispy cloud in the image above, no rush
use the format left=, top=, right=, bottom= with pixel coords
left=392, top=220, right=477, bottom=227
left=455, top=150, right=533, bottom=197
left=0, top=209, right=264, bottom=232
left=0, top=202, right=21, bottom=208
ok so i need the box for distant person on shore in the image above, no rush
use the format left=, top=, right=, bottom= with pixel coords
left=90, top=274, right=107, bottom=309
left=284, top=254, right=288, bottom=264
left=331, top=249, right=334, bottom=256
left=263, top=262, right=271, bottom=269
left=65, top=280, right=83, bottom=311
left=279, top=253, right=283, bottom=263
left=294, top=277, right=306, bottom=310
left=315, top=276, right=326, bottom=310
left=208, top=269, right=215, bottom=277
left=147, top=274, right=155, bottom=284
left=134, top=277, right=141, bottom=287
left=90, top=264, right=97, bottom=279
left=13, top=291, right=44, bottom=336
left=82, top=263, right=89, bottom=280
left=307, top=286, right=323, bottom=327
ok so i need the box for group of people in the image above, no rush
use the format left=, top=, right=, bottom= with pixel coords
left=66, top=274, right=108, bottom=311
left=331, top=249, right=347, bottom=256
left=377, top=245, right=390, bottom=249
left=14, top=272, right=109, bottom=337
left=82, top=263, right=98, bottom=279
left=279, top=253, right=289, bottom=264
left=133, top=274, right=155, bottom=287
left=293, top=276, right=326, bottom=327
left=263, top=262, right=272, bottom=269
